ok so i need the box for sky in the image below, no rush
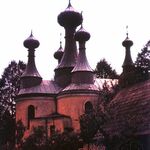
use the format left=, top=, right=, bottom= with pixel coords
left=0, top=0, right=150, bottom=80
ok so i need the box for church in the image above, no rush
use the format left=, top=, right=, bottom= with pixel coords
left=15, top=1, right=99, bottom=137
left=15, top=1, right=150, bottom=149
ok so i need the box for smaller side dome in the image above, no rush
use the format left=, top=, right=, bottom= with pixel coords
left=54, top=47, right=64, bottom=60
left=24, top=32, right=40, bottom=49
left=54, top=41, right=64, bottom=63
left=75, top=25, right=90, bottom=42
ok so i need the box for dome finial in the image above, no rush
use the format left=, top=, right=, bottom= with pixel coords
left=68, top=0, right=71, bottom=7
left=81, top=11, right=83, bottom=28
left=60, top=33, right=62, bottom=48
left=126, top=25, right=128, bottom=38
left=31, top=30, right=33, bottom=36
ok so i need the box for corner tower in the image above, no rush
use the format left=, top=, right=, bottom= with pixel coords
left=122, top=32, right=134, bottom=73
left=119, top=30, right=135, bottom=87
left=21, top=32, right=42, bottom=88
left=54, top=0, right=82, bottom=87
left=16, top=33, right=61, bottom=136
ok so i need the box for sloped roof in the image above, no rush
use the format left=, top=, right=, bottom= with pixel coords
left=105, top=79, right=150, bottom=135
left=17, top=80, right=62, bottom=98
left=62, top=83, right=99, bottom=94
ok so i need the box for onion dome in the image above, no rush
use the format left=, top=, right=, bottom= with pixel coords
left=122, top=32, right=134, bottom=67
left=24, top=31, right=40, bottom=49
left=21, top=32, right=42, bottom=88
left=72, top=25, right=92, bottom=73
left=54, top=41, right=64, bottom=63
left=54, top=1, right=82, bottom=87
left=74, top=25, right=90, bottom=42
left=62, top=24, right=98, bottom=93
left=57, top=0, right=82, bottom=28
left=122, top=33, right=133, bottom=48
left=119, top=30, right=135, bottom=88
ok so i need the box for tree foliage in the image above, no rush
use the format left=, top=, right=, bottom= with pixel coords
left=16, top=120, right=26, bottom=149
left=134, top=40, right=150, bottom=82
left=21, top=126, right=81, bottom=150
left=48, top=128, right=80, bottom=150
left=0, top=60, right=26, bottom=118
left=0, top=60, right=26, bottom=149
left=0, top=108, right=16, bottom=149
left=135, top=40, right=150, bottom=70
left=21, top=126, right=47, bottom=150
left=95, top=58, right=119, bottom=79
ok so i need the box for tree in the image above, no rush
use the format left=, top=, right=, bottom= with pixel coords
left=134, top=40, right=150, bottom=81
left=48, top=128, right=81, bottom=150
left=0, top=60, right=26, bottom=118
left=21, top=126, right=82, bottom=150
left=21, top=126, right=47, bottom=150
left=0, top=108, right=16, bottom=150
left=95, top=58, right=119, bottom=79
left=79, top=79, right=119, bottom=150
left=16, top=120, right=26, bottom=149
left=135, top=40, right=150, bottom=71
left=0, top=60, right=26, bottom=149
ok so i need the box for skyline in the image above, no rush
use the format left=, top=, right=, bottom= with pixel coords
left=0, top=0, right=150, bottom=79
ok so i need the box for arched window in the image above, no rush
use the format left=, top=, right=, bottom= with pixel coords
left=28, top=105, right=35, bottom=129
left=85, top=101, right=93, bottom=114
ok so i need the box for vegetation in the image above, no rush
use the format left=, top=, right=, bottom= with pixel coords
left=79, top=80, right=119, bottom=150
left=20, top=126, right=82, bottom=150
left=16, top=120, right=26, bottom=149
left=0, top=60, right=26, bottom=149
left=95, top=58, right=119, bottom=79
left=134, top=40, right=150, bottom=81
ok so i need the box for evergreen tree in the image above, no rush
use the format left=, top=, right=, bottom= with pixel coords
left=0, top=60, right=26, bottom=149
left=0, top=60, right=26, bottom=118
left=95, top=58, right=119, bottom=79
left=134, top=40, right=150, bottom=81
left=135, top=40, right=150, bottom=70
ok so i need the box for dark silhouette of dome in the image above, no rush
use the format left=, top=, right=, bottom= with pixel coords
left=74, top=25, right=90, bottom=42
left=57, top=0, right=82, bottom=27
left=54, top=41, right=64, bottom=63
left=24, top=32, right=40, bottom=49
left=54, top=1, right=82, bottom=87
left=73, top=24, right=92, bottom=72
left=122, top=33, right=134, bottom=67
left=122, top=33, right=133, bottom=47
left=21, top=32, right=42, bottom=88
left=62, top=23, right=98, bottom=93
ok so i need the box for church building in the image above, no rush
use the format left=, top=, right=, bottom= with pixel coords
left=15, top=1, right=99, bottom=137
left=15, top=1, right=150, bottom=149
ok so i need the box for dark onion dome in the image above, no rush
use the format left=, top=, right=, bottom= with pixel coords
left=24, top=32, right=40, bottom=49
left=122, top=33, right=134, bottom=67
left=21, top=32, right=42, bottom=88
left=54, top=41, right=64, bottom=63
left=72, top=25, right=92, bottom=72
left=122, top=33, right=133, bottom=47
left=74, top=25, right=90, bottom=42
left=57, top=1, right=83, bottom=28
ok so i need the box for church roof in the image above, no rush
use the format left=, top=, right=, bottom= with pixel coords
left=62, top=83, right=99, bottom=94
left=17, top=80, right=62, bottom=99
left=105, top=79, right=150, bottom=135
